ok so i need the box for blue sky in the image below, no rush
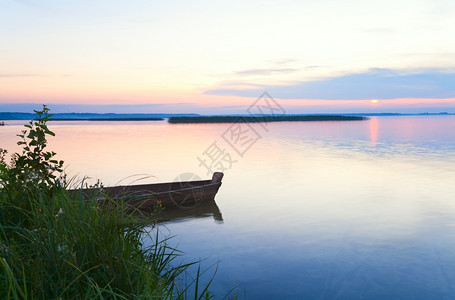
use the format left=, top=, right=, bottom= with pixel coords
left=206, top=68, right=455, bottom=100
left=1, top=0, right=455, bottom=113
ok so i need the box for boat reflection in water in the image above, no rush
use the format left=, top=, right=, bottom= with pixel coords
left=155, top=199, right=223, bottom=224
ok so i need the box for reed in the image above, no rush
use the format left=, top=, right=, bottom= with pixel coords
left=0, top=106, right=224, bottom=299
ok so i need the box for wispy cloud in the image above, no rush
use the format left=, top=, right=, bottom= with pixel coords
left=234, top=68, right=297, bottom=76
left=361, top=27, right=396, bottom=35
left=0, top=103, right=200, bottom=114
left=205, top=68, right=455, bottom=100
left=270, top=58, right=299, bottom=65
left=0, top=73, right=38, bottom=78
left=304, top=65, right=326, bottom=70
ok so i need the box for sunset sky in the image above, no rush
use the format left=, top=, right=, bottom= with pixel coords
left=1, top=0, right=455, bottom=113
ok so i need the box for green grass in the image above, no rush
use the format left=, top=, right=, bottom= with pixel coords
left=0, top=186, right=220, bottom=299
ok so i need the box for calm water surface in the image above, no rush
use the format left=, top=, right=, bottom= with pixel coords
left=1, top=116, right=455, bottom=299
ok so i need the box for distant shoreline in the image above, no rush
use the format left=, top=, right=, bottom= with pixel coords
left=0, top=112, right=197, bottom=121
left=50, top=118, right=164, bottom=121
left=168, top=115, right=368, bottom=123
left=0, top=112, right=453, bottom=121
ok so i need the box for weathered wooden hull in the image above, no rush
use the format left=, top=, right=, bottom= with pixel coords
left=71, top=172, right=223, bottom=211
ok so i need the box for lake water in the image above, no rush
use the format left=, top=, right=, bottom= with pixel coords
left=1, top=116, right=455, bottom=299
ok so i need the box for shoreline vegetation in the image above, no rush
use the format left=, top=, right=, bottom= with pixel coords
left=0, top=106, right=226, bottom=299
left=168, top=115, right=368, bottom=123
left=0, top=112, right=197, bottom=121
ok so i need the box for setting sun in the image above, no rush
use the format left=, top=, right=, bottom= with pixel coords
left=370, top=99, right=379, bottom=104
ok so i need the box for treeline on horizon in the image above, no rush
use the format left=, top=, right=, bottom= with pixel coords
left=168, top=115, right=368, bottom=123
left=0, top=112, right=198, bottom=120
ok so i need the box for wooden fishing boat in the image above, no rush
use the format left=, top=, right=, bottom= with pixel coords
left=72, top=172, right=224, bottom=211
